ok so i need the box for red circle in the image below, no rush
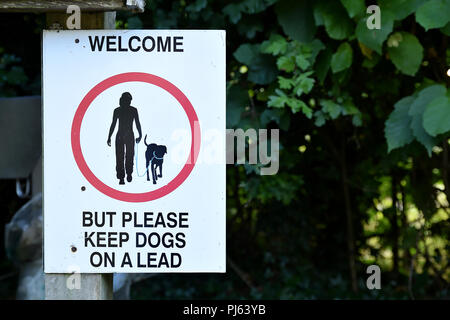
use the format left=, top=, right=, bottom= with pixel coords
left=71, top=72, right=201, bottom=202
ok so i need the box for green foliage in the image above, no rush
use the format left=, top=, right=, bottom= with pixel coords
left=379, top=0, right=426, bottom=20
left=423, top=95, right=450, bottom=137
left=234, top=44, right=278, bottom=84
left=314, top=49, right=332, bottom=84
left=260, top=108, right=291, bottom=130
left=227, top=85, right=249, bottom=128
left=275, top=0, right=316, bottom=43
left=223, top=0, right=277, bottom=24
left=415, top=0, right=450, bottom=30
left=320, top=100, right=343, bottom=119
left=441, top=22, right=450, bottom=35
left=315, top=0, right=354, bottom=40
left=110, top=0, right=450, bottom=300
left=331, top=42, right=353, bottom=73
left=244, top=173, right=304, bottom=205
left=409, top=85, right=446, bottom=153
left=385, top=97, right=415, bottom=152
left=340, top=0, right=366, bottom=18
left=387, top=32, right=423, bottom=76
left=261, top=37, right=322, bottom=117
left=385, top=85, right=449, bottom=154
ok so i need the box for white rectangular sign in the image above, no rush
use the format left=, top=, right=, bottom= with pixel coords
left=43, top=30, right=226, bottom=273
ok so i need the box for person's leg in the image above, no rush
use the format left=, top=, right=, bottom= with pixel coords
left=115, top=136, right=125, bottom=184
left=146, top=156, right=151, bottom=181
left=125, top=135, right=135, bottom=182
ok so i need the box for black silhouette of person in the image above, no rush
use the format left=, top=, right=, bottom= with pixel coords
left=107, top=92, right=142, bottom=185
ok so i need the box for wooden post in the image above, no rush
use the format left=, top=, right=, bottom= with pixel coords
left=45, top=273, right=113, bottom=300
left=44, top=10, right=115, bottom=300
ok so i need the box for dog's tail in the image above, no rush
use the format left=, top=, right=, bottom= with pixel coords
left=144, top=134, right=149, bottom=146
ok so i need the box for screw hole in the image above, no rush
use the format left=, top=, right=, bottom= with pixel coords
left=71, top=246, right=77, bottom=253
left=81, top=186, right=86, bottom=191
left=75, top=38, right=79, bottom=43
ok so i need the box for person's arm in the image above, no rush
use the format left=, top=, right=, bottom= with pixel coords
left=107, top=109, right=118, bottom=146
left=135, top=108, right=142, bottom=143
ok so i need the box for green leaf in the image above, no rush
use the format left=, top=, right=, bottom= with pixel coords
left=234, top=44, right=278, bottom=84
left=308, top=39, right=326, bottom=64
left=226, top=85, right=248, bottom=127
left=409, top=84, right=447, bottom=116
left=278, top=76, right=294, bottom=89
left=277, top=56, right=295, bottom=72
left=387, top=32, right=423, bottom=76
left=260, top=109, right=291, bottom=130
left=441, top=21, right=450, bottom=35
left=295, top=55, right=310, bottom=71
left=411, top=115, right=436, bottom=156
left=423, top=95, right=450, bottom=137
left=385, top=96, right=414, bottom=152
left=234, top=43, right=256, bottom=65
left=268, top=94, right=288, bottom=108
left=407, top=85, right=445, bottom=155
left=275, top=0, right=316, bottom=43
left=315, top=48, right=332, bottom=84
left=237, top=18, right=264, bottom=39
left=378, top=0, right=426, bottom=20
left=331, top=43, right=353, bottom=73
left=294, top=76, right=315, bottom=96
left=314, top=110, right=326, bottom=126
left=287, top=98, right=308, bottom=115
left=340, top=0, right=365, bottom=18
left=223, top=3, right=242, bottom=23
left=260, top=34, right=288, bottom=56
left=320, top=100, right=342, bottom=119
left=352, top=114, right=363, bottom=126
left=299, top=100, right=313, bottom=118
left=356, top=11, right=394, bottom=54
left=313, top=6, right=324, bottom=26
left=415, top=0, right=450, bottom=30
left=315, top=1, right=354, bottom=40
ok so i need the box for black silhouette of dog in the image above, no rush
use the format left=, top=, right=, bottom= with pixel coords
left=144, top=135, right=167, bottom=184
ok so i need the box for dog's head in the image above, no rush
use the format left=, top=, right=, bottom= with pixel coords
left=155, top=145, right=167, bottom=158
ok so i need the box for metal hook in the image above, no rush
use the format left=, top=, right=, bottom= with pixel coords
left=16, top=177, right=31, bottom=199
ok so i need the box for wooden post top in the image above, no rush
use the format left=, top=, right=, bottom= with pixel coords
left=0, top=0, right=145, bottom=12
